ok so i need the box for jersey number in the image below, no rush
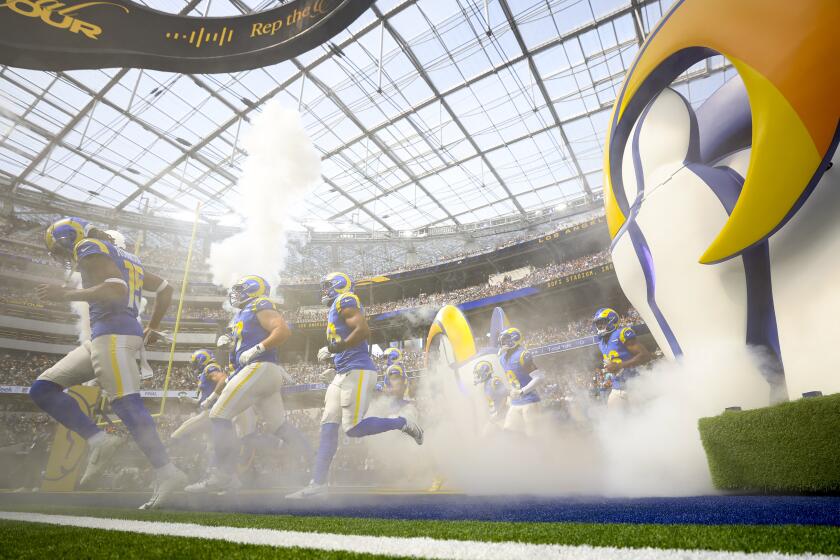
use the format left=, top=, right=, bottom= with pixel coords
left=233, top=321, right=245, bottom=354
left=326, top=322, right=343, bottom=345
left=122, top=261, right=144, bottom=311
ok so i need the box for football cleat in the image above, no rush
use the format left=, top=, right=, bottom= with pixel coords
left=285, top=481, right=328, bottom=499
left=140, top=466, right=188, bottom=510
left=79, top=433, right=122, bottom=488
left=401, top=418, right=424, bottom=445
left=184, top=470, right=240, bottom=494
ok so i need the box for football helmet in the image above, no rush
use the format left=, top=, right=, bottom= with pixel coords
left=229, top=275, right=270, bottom=309
left=104, top=229, right=127, bottom=250
left=473, top=360, right=493, bottom=386
left=44, top=217, right=91, bottom=264
left=320, top=272, right=353, bottom=306
left=190, top=349, right=214, bottom=373
left=383, top=347, right=403, bottom=365
left=593, top=308, right=619, bottom=338
left=498, top=327, right=522, bottom=352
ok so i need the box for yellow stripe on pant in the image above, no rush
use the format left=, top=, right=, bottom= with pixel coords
left=353, top=370, right=365, bottom=426
left=109, top=335, right=124, bottom=398
left=215, top=363, right=263, bottom=415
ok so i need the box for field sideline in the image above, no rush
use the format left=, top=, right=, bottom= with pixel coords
left=1, top=505, right=839, bottom=559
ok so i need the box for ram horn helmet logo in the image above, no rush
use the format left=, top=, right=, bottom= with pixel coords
left=604, top=0, right=840, bottom=264
left=0, top=0, right=130, bottom=40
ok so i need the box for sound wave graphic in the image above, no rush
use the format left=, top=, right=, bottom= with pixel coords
left=165, top=26, right=234, bottom=48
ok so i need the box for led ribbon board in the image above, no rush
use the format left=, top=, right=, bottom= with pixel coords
left=0, top=0, right=373, bottom=73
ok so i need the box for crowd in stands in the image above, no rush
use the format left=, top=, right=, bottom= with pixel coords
left=280, top=213, right=602, bottom=283
left=284, top=249, right=610, bottom=322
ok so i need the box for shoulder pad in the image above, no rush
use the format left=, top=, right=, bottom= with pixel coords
left=251, top=297, right=276, bottom=313
left=73, top=238, right=110, bottom=261
left=519, top=349, right=534, bottom=367
left=619, top=327, right=636, bottom=343
left=335, top=293, right=361, bottom=312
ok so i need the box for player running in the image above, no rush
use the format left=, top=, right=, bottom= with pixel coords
left=186, top=275, right=307, bottom=493
left=170, top=349, right=227, bottom=442
left=30, top=217, right=186, bottom=509
left=472, top=360, right=510, bottom=434
left=498, top=327, right=545, bottom=436
left=286, top=272, right=423, bottom=499
left=593, top=308, right=652, bottom=406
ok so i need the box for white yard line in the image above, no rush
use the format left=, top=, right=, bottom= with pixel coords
left=0, top=511, right=834, bottom=560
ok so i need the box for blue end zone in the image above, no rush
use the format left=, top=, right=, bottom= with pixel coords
left=2, top=492, right=839, bottom=526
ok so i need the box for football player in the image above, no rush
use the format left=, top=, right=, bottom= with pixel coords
left=186, top=275, right=307, bottom=493
left=383, top=347, right=403, bottom=367
left=170, top=349, right=227, bottom=441
left=498, top=327, right=544, bottom=436
left=473, top=360, right=510, bottom=432
left=31, top=217, right=186, bottom=509
left=593, top=308, right=652, bottom=406
left=286, top=272, right=423, bottom=499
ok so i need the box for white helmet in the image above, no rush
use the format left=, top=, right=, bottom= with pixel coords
left=104, top=229, right=127, bottom=250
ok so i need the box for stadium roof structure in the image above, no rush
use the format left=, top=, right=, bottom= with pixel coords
left=0, top=0, right=735, bottom=235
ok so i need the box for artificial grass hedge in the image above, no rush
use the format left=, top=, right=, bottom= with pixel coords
left=698, top=393, right=840, bottom=493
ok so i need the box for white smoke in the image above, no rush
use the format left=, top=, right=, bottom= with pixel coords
left=209, top=102, right=322, bottom=288
left=67, top=272, right=90, bottom=343
left=362, top=340, right=773, bottom=496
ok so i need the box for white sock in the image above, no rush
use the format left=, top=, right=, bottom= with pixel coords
left=87, top=432, right=106, bottom=446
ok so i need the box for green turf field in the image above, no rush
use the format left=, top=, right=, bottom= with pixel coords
left=699, top=393, right=840, bottom=493
left=1, top=505, right=839, bottom=559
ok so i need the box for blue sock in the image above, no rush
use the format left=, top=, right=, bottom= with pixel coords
left=29, top=380, right=100, bottom=440
left=345, top=416, right=406, bottom=438
left=275, top=422, right=314, bottom=458
left=111, top=394, right=168, bottom=469
left=210, top=418, right=238, bottom=475
left=311, top=422, right=339, bottom=485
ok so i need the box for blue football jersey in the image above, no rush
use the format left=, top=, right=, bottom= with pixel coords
left=500, top=346, right=540, bottom=405
left=484, top=376, right=509, bottom=417
left=598, top=327, right=638, bottom=389
left=231, top=297, right=280, bottom=375
left=198, top=362, right=223, bottom=403
left=327, top=292, right=376, bottom=373
left=73, top=238, right=143, bottom=340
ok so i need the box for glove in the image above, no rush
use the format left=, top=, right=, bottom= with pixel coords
left=238, top=343, right=265, bottom=366
left=317, top=346, right=333, bottom=363
left=510, top=388, right=523, bottom=399
left=200, top=393, right=218, bottom=410
left=216, top=334, right=232, bottom=348
left=320, top=367, right=336, bottom=382
left=327, top=339, right=346, bottom=354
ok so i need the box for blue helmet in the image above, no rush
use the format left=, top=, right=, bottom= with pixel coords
left=498, top=327, right=523, bottom=352
left=229, top=275, right=270, bottom=309
left=320, top=272, right=353, bottom=306
left=385, top=364, right=407, bottom=385
left=44, top=217, right=91, bottom=263
left=593, top=307, right=619, bottom=338
left=190, top=349, right=215, bottom=373
left=383, top=347, right=403, bottom=366
left=473, top=360, right=493, bottom=386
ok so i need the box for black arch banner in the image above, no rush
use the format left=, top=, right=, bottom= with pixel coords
left=0, top=0, right=374, bottom=74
